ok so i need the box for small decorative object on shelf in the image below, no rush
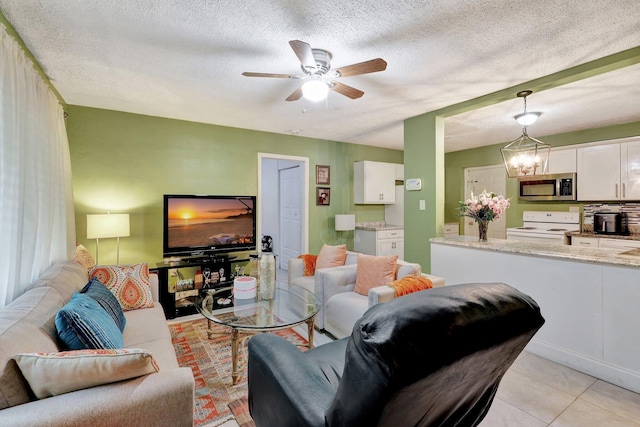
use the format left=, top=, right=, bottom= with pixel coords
left=459, top=190, right=510, bottom=242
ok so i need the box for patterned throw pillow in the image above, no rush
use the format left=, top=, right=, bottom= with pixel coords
left=81, top=277, right=126, bottom=332
left=55, top=293, right=124, bottom=350
left=353, top=254, right=399, bottom=296
left=89, top=263, right=154, bottom=311
left=74, top=243, right=96, bottom=270
left=13, top=349, right=159, bottom=399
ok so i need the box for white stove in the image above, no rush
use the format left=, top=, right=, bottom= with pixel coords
left=506, top=211, right=581, bottom=245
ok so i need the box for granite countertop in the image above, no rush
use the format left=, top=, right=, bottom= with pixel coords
left=567, top=231, right=640, bottom=241
left=355, top=221, right=403, bottom=231
left=430, top=235, right=640, bottom=268
left=356, top=225, right=404, bottom=231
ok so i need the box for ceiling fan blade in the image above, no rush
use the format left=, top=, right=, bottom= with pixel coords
left=333, top=58, right=387, bottom=78
left=285, top=87, right=303, bottom=102
left=242, top=72, right=298, bottom=79
left=331, top=82, right=364, bottom=99
left=289, top=40, right=316, bottom=71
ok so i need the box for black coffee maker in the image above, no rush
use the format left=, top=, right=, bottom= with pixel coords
left=261, top=235, right=273, bottom=252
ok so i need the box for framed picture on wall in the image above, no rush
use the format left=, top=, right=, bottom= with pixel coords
left=316, top=187, right=330, bottom=206
left=316, top=165, right=330, bottom=185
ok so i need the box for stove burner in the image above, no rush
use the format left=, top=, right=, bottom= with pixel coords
left=517, top=227, right=537, bottom=230
left=547, top=228, right=568, bottom=232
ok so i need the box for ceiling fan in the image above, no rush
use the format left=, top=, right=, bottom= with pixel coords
left=242, top=40, right=387, bottom=102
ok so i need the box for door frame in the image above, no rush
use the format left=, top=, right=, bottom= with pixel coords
left=257, top=153, right=309, bottom=257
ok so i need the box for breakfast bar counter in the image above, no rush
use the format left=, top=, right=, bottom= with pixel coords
left=430, top=236, right=640, bottom=393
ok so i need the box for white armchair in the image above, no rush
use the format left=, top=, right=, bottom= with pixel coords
left=324, top=270, right=445, bottom=339
left=290, top=251, right=445, bottom=338
left=288, top=251, right=359, bottom=330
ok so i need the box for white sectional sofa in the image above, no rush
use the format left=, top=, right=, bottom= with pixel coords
left=0, top=260, right=194, bottom=427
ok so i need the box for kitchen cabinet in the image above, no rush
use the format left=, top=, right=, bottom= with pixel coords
left=598, top=238, right=640, bottom=250
left=443, top=223, right=459, bottom=236
left=355, top=229, right=404, bottom=258
left=577, top=144, right=620, bottom=201
left=547, top=148, right=576, bottom=174
left=577, top=139, right=640, bottom=201
left=354, top=161, right=397, bottom=204
left=571, top=236, right=599, bottom=248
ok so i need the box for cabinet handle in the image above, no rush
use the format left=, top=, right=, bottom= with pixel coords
left=623, top=183, right=626, bottom=198
left=615, top=183, right=619, bottom=198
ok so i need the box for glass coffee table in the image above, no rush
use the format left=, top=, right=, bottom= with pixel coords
left=196, top=280, right=319, bottom=384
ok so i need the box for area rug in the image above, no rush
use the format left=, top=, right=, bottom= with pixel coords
left=169, top=318, right=307, bottom=427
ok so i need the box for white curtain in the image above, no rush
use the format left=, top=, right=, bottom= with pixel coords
left=0, top=23, right=75, bottom=307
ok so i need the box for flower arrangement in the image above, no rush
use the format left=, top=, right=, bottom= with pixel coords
left=459, top=190, right=510, bottom=222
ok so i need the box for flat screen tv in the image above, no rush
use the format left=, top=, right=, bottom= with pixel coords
left=163, top=195, right=256, bottom=257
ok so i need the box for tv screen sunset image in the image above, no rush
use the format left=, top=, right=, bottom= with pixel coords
left=166, top=197, right=254, bottom=249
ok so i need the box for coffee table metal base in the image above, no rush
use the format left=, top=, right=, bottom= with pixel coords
left=207, top=316, right=316, bottom=385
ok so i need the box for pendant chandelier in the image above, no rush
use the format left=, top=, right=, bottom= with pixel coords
left=501, top=90, right=550, bottom=178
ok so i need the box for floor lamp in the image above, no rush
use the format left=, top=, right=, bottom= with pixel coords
left=335, top=214, right=356, bottom=245
left=87, top=213, right=130, bottom=265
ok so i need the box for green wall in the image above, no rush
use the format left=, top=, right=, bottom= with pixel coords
left=444, top=121, right=640, bottom=228
left=66, top=106, right=402, bottom=265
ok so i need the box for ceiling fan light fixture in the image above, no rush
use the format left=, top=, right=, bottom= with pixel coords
left=301, top=79, right=329, bottom=102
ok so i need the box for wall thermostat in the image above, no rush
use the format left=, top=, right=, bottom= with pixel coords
left=405, top=178, right=422, bottom=191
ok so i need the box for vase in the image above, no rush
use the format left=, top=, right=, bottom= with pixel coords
left=477, top=219, right=489, bottom=241
left=259, top=253, right=275, bottom=300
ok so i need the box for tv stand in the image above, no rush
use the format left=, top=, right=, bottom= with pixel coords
left=183, top=254, right=237, bottom=264
left=151, top=253, right=251, bottom=319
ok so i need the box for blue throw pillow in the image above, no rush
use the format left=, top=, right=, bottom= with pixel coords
left=55, top=293, right=124, bottom=350
left=81, top=277, right=126, bottom=332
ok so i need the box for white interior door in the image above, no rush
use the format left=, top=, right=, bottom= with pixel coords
left=279, top=166, right=302, bottom=270
left=464, top=165, right=507, bottom=238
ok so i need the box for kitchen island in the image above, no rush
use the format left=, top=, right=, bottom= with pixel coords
left=431, top=236, right=640, bottom=393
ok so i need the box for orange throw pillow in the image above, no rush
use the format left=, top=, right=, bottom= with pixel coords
left=298, top=254, right=318, bottom=276
left=316, top=244, right=347, bottom=269
left=388, top=276, right=433, bottom=297
left=354, top=254, right=398, bottom=296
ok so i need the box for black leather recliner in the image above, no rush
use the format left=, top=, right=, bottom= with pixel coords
left=247, top=282, right=545, bottom=427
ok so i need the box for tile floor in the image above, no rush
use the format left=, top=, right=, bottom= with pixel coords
left=216, top=269, right=640, bottom=426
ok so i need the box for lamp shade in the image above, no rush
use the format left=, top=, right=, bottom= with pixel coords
left=87, top=214, right=130, bottom=239
left=335, top=214, right=356, bottom=231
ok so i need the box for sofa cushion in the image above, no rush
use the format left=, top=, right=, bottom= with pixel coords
left=0, top=287, right=64, bottom=409
left=14, top=348, right=159, bottom=399
left=353, top=254, right=398, bottom=296
left=26, top=260, right=89, bottom=303
left=316, top=244, right=347, bottom=269
left=325, top=292, right=369, bottom=339
left=81, top=278, right=126, bottom=332
left=55, top=293, right=124, bottom=350
left=89, top=263, right=154, bottom=311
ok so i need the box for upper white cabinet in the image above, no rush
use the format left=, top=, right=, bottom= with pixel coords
left=354, top=161, right=398, bottom=204
left=548, top=148, right=577, bottom=174
left=577, top=144, right=620, bottom=201
left=577, top=139, right=640, bottom=201
left=621, top=141, right=640, bottom=200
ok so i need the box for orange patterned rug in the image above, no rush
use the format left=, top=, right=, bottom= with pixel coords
left=169, top=318, right=307, bottom=426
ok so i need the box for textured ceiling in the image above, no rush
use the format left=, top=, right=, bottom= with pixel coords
left=0, top=0, right=638, bottom=152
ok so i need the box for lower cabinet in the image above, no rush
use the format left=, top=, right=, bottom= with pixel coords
left=355, top=229, right=404, bottom=258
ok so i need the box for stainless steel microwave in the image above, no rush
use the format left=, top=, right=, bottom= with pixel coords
left=518, top=173, right=577, bottom=201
